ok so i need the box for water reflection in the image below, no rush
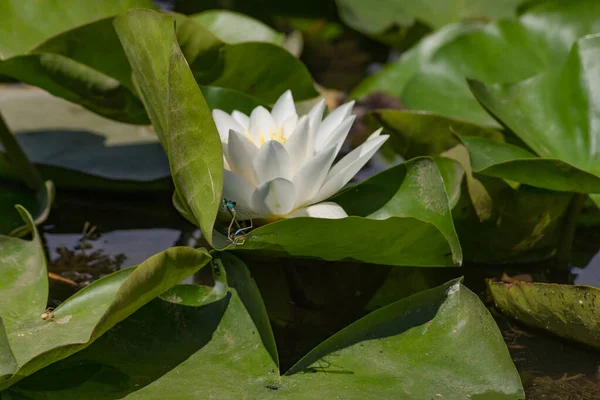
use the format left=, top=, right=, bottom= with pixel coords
left=571, top=248, right=600, bottom=288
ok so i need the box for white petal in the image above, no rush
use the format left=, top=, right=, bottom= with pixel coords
left=249, top=106, right=276, bottom=144
left=317, top=115, right=355, bottom=153
left=281, top=114, right=298, bottom=138
left=231, top=110, right=250, bottom=130
left=252, top=178, right=296, bottom=216
left=315, top=101, right=355, bottom=150
left=212, top=110, right=244, bottom=143
left=313, top=135, right=389, bottom=203
left=366, top=127, right=383, bottom=141
left=285, top=202, right=348, bottom=219
left=253, top=140, right=292, bottom=184
left=306, top=98, right=326, bottom=153
left=292, top=145, right=338, bottom=207
left=227, top=130, right=258, bottom=184
left=222, top=170, right=256, bottom=219
left=271, top=90, right=297, bottom=126
left=284, top=116, right=310, bottom=173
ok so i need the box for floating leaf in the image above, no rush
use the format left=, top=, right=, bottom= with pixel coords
left=489, top=280, right=600, bottom=349
left=189, top=10, right=284, bottom=45
left=0, top=207, right=211, bottom=390
left=467, top=34, right=600, bottom=193
left=353, top=0, right=600, bottom=127
left=336, top=0, right=522, bottom=36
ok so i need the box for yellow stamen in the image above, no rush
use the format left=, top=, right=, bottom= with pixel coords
left=244, top=130, right=252, bottom=142
left=269, top=127, right=275, bottom=141
left=275, top=126, right=284, bottom=143
left=259, top=132, right=265, bottom=146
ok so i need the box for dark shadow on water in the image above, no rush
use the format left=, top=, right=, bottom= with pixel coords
left=10, top=130, right=169, bottom=181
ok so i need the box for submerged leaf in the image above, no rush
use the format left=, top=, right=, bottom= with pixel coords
left=489, top=280, right=600, bottom=349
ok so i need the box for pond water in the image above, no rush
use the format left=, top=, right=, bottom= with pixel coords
left=40, top=188, right=600, bottom=399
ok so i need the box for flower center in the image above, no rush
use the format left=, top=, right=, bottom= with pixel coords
left=245, top=126, right=286, bottom=147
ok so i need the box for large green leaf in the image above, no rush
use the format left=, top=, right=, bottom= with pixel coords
left=349, top=22, right=482, bottom=99
left=0, top=207, right=211, bottom=390
left=365, top=109, right=504, bottom=159
left=0, top=0, right=155, bottom=59
left=114, top=9, right=224, bottom=246
left=214, top=157, right=462, bottom=267
left=354, top=0, right=600, bottom=127
left=468, top=34, right=600, bottom=192
left=0, top=85, right=170, bottom=191
left=361, top=109, right=575, bottom=262
left=336, top=0, right=522, bottom=34
left=489, top=280, right=600, bottom=349
left=189, top=10, right=284, bottom=45
left=8, top=254, right=524, bottom=399
left=0, top=1, right=156, bottom=123
left=0, top=3, right=315, bottom=124
left=459, top=136, right=600, bottom=194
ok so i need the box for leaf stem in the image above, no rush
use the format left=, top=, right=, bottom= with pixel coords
left=0, top=109, right=43, bottom=190
left=555, top=193, right=586, bottom=271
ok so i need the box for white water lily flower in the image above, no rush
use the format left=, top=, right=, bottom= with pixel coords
left=213, top=90, right=389, bottom=221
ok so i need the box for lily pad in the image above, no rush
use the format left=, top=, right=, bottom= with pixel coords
left=336, top=0, right=522, bottom=35
left=0, top=207, right=211, bottom=390
left=459, top=136, right=600, bottom=194
left=467, top=34, right=600, bottom=195
left=8, top=254, right=524, bottom=399
left=353, top=0, right=600, bottom=127
left=216, top=157, right=462, bottom=267
left=189, top=10, right=284, bottom=45
left=489, top=280, right=600, bottom=349
left=350, top=22, right=481, bottom=99
left=0, top=0, right=156, bottom=123
left=364, top=109, right=504, bottom=159
left=0, top=3, right=316, bottom=124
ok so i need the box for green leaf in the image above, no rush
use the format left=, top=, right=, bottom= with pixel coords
left=336, top=0, right=522, bottom=34
left=468, top=34, right=600, bottom=188
left=0, top=3, right=315, bottom=124
left=459, top=136, right=600, bottom=194
left=8, top=256, right=524, bottom=399
left=0, top=207, right=211, bottom=390
left=0, top=0, right=156, bottom=60
left=355, top=0, right=600, bottom=127
left=115, top=9, right=224, bottom=246
left=349, top=22, right=481, bottom=99
left=489, top=280, right=600, bottom=349
left=0, top=85, right=170, bottom=191
left=402, top=0, right=600, bottom=126
left=226, top=158, right=462, bottom=267
left=197, top=42, right=317, bottom=104
left=365, top=109, right=504, bottom=159
left=0, top=182, right=54, bottom=237
left=452, top=178, right=573, bottom=262
left=0, top=1, right=156, bottom=124
left=189, top=10, right=284, bottom=45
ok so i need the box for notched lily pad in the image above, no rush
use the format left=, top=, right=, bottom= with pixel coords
left=489, top=280, right=600, bottom=349
left=8, top=255, right=524, bottom=399
left=0, top=207, right=211, bottom=390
